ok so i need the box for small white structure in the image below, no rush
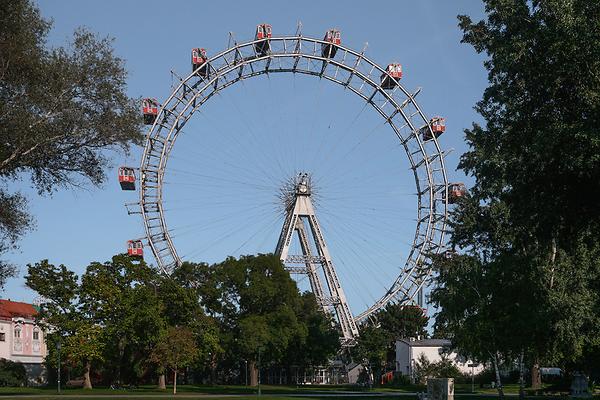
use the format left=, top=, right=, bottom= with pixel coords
left=395, top=338, right=483, bottom=381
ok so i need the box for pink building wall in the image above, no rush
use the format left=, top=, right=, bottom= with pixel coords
left=0, top=300, right=47, bottom=385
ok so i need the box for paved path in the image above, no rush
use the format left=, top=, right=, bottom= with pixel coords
left=0, top=392, right=526, bottom=399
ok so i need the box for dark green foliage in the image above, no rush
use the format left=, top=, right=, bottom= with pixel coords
left=0, top=191, right=31, bottom=288
left=179, top=255, right=340, bottom=382
left=0, top=0, right=142, bottom=271
left=431, top=0, right=600, bottom=386
left=352, top=324, right=388, bottom=380
left=413, top=354, right=464, bottom=384
left=0, top=359, right=26, bottom=387
left=352, top=304, right=429, bottom=384
left=25, top=253, right=338, bottom=386
left=378, top=304, right=428, bottom=340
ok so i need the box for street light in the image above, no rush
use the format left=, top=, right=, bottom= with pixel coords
left=468, top=363, right=478, bottom=393
left=244, top=360, right=248, bottom=386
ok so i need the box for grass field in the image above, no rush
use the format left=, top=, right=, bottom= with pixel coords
left=0, top=383, right=594, bottom=399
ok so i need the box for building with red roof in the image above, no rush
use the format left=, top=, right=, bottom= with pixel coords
left=0, top=299, right=47, bottom=385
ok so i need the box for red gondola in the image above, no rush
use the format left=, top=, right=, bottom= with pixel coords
left=421, top=116, right=446, bottom=141
left=127, top=240, right=143, bottom=257
left=142, top=98, right=159, bottom=125
left=381, top=63, right=403, bottom=89
left=322, top=29, right=341, bottom=58
left=191, top=48, right=209, bottom=77
left=254, top=23, right=272, bottom=56
left=447, top=183, right=467, bottom=204
left=118, top=167, right=136, bottom=191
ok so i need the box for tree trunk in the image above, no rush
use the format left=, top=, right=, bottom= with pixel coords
left=210, top=354, right=217, bottom=384
left=518, top=350, right=525, bottom=400
left=249, top=360, right=258, bottom=386
left=549, top=236, right=557, bottom=289
left=157, top=374, right=166, bottom=390
left=173, top=369, right=177, bottom=395
left=491, top=353, right=504, bottom=399
left=83, top=360, right=93, bottom=390
left=531, top=359, right=542, bottom=390
left=117, top=336, right=126, bottom=385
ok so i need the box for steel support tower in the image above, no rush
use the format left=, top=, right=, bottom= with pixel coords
left=275, top=173, right=359, bottom=346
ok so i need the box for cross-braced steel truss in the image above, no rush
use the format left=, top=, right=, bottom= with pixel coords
left=276, top=173, right=359, bottom=346
left=135, top=31, right=450, bottom=327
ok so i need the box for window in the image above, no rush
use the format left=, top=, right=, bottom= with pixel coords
left=0, top=332, right=5, bottom=341
left=14, top=328, right=21, bottom=338
left=33, top=330, right=39, bottom=340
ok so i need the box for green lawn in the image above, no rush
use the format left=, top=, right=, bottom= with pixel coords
left=0, top=383, right=595, bottom=399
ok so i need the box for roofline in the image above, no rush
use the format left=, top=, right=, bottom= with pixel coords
left=397, top=338, right=452, bottom=347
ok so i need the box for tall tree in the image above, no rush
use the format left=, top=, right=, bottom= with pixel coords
left=0, top=0, right=142, bottom=264
left=378, top=304, right=428, bottom=340
left=25, top=260, right=79, bottom=334
left=352, top=304, right=429, bottom=385
left=283, top=292, right=340, bottom=379
left=25, top=260, right=105, bottom=389
left=78, top=255, right=163, bottom=385
left=217, top=255, right=305, bottom=386
left=352, top=324, right=388, bottom=386
left=64, top=323, right=105, bottom=389
left=433, top=0, right=600, bottom=394
left=149, top=326, right=199, bottom=395
left=178, top=255, right=340, bottom=385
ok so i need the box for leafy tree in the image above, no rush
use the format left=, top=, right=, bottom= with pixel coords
left=352, top=304, right=429, bottom=386
left=0, top=191, right=31, bottom=288
left=25, top=259, right=107, bottom=388
left=216, top=255, right=304, bottom=385
left=282, top=292, right=340, bottom=379
left=149, top=326, right=198, bottom=395
left=413, top=354, right=463, bottom=385
left=25, top=260, right=80, bottom=336
left=378, top=304, right=428, bottom=341
left=64, top=323, right=105, bottom=389
left=432, top=0, right=600, bottom=396
left=0, top=0, right=142, bottom=264
left=79, top=255, right=164, bottom=385
left=352, top=324, right=388, bottom=386
left=177, top=255, right=340, bottom=385
left=0, top=359, right=27, bottom=387
left=430, top=250, right=527, bottom=398
left=156, top=270, right=223, bottom=387
left=26, top=253, right=340, bottom=386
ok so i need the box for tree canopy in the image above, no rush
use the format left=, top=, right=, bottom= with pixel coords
left=352, top=304, right=429, bottom=385
left=25, top=253, right=340, bottom=388
left=0, top=0, right=142, bottom=283
left=175, top=254, right=340, bottom=385
left=431, top=0, right=600, bottom=393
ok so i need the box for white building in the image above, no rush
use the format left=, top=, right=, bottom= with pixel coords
left=395, top=338, right=484, bottom=381
left=0, top=299, right=47, bottom=385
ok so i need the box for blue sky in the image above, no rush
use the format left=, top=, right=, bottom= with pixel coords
left=4, top=1, right=487, bottom=317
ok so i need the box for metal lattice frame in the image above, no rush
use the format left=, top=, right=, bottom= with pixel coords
left=137, top=33, right=449, bottom=325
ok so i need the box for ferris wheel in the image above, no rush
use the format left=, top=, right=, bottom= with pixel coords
left=118, top=24, right=466, bottom=345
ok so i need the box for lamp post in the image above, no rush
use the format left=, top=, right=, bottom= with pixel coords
left=468, top=363, right=478, bottom=393
left=244, top=360, right=248, bottom=386
left=57, top=338, right=62, bottom=394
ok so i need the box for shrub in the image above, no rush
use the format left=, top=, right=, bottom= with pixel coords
left=413, top=354, right=466, bottom=384
left=0, top=358, right=26, bottom=387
